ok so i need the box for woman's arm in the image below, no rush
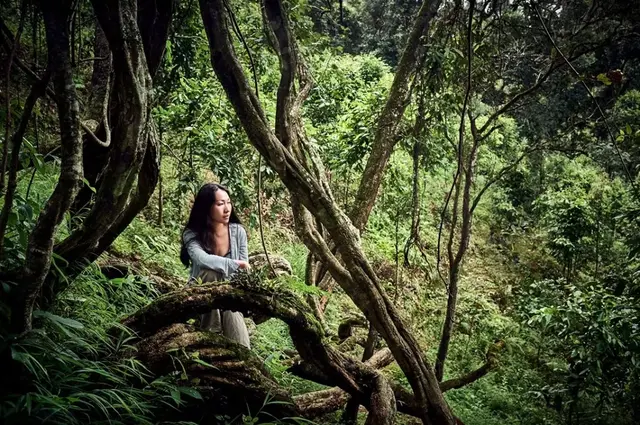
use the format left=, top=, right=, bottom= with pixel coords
left=238, top=225, right=249, bottom=262
left=183, top=229, right=239, bottom=276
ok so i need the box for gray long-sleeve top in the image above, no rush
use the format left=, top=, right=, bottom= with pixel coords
left=183, top=223, right=248, bottom=281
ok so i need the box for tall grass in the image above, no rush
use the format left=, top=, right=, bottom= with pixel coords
left=0, top=266, right=199, bottom=425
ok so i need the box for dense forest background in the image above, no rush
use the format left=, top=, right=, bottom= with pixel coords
left=1, top=0, right=639, bottom=424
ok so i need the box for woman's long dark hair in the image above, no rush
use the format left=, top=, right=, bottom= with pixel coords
left=180, top=183, right=242, bottom=266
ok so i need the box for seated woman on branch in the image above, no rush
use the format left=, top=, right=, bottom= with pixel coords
left=180, top=183, right=251, bottom=348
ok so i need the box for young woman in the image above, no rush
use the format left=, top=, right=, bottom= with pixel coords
left=180, top=183, right=251, bottom=348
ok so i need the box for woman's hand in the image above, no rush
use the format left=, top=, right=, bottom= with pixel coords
left=235, top=260, right=251, bottom=270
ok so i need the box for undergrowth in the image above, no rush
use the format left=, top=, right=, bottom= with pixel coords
left=1, top=202, right=572, bottom=425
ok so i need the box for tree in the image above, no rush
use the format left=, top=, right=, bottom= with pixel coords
left=198, top=0, right=462, bottom=422
left=1, top=0, right=173, bottom=333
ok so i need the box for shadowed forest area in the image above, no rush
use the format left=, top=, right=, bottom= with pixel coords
left=1, top=0, right=639, bottom=424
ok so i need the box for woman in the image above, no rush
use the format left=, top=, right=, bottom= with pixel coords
left=180, top=183, right=251, bottom=348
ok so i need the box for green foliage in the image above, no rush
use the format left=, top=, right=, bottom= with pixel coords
left=3, top=0, right=640, bottom=423
left=518, top=280, right=640, bottom=424
left=0, top=268, right=193, bottom=425
left=304, top=52, right=392, bottom=179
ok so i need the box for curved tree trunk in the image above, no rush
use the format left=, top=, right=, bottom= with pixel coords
left=43, top=0, right=172, bottom=302
left=124, top=275, right=400, bottom=424
left=10, top=0, right=84, bottom=333
left=134, top=323, right=302, bottom=422
left=54, top=0, right=153, bottom=263
left=198, top=3, right=455, bottom=422
left=125, top=275, right=496, bottom=422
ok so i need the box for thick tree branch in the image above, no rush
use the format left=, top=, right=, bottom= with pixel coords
left=55, top=0, right=154, bottom=264
left=124, top=275, right=398, bottom=424
left=439, top=340, right=504, bottom=391
left=349, top=0, right=442, bottom=232
left=296, top=341, right=504, bottom=419
left=137, top=0, right=174, bottom=79
left=134, top=323, right=301, bottom=421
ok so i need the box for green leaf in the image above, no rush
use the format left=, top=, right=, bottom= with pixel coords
left=178, top=387, right=203, bottom=400
left=170, top=389, right=181, bottom=405
left=451, top=47, right=464, bottom=58
left=33, top=310, right=84, bottom=329
left=596, top=73, right=611, bottom=85
left=82, top=177, right=97, bottom=193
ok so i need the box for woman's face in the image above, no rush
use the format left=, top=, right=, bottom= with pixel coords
left=210, top=189, right=232, bottom=224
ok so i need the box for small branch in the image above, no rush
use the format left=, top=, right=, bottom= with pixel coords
left=0, top=69, right=51, bottom=256
left=435, top=0, right=474, bottom=383
left=225, top=0, right=277, bottom=277
left=1, top=0, right=29, bottom=197
left=439, top=340, right=505, bottom=391
left=470, top=149, right=532, bottom=214
left=476, top=123, right=502, bottom=142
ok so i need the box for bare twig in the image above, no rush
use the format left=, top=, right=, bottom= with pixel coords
left=1, top=1, right=29, bottom=197
left=225, top=0, right=277, bottom=277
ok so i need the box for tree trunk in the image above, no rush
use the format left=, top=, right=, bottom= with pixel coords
left=55, top=0, right=153, bottom=263
left=342, top=324, right=379, bottom=423
left=349, top=0, right=441, bottom=232
left=124, top=275, right=399, bottom=424
left=10, top=0, right=84, bottom=333
left=134, top=323, right=301, bottom=422
left=54, top=0, right=172, bottom=276
left=435, top=2, right=475, bottom=381
left=198, top=1, right=456, bottom=423
left=404, top=140, right=422, bottom=267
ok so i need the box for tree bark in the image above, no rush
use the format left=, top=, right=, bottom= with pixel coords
left=134, top=323, right=301, bottom=421
left=10, top=0, right=83, bottom=333
left=404, top=139, right=422, bottom=267
left=55, top=0, right=153, bottom=263
left=71, top=0, right=172, bottom=218
left=71, top=20, right=111, bottom=215
left=294, top=341, right=502, bottom=418
left=137, top=0, right=174, bottom=79
left=341, top=323, right=379, bottom=423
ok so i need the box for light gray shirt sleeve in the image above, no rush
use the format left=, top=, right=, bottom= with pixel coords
left=238, top=225, right=248, bottom=262
left=183, top=229, right=239, bottom=276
